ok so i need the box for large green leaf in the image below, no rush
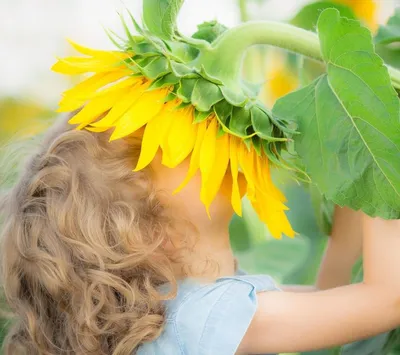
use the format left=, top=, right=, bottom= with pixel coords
left=375, top=8, right=400, bottom=45
left=309, top=184, right=334, bottom=236
left=273, top=9, right=400, bottom=218
left=143, top=0, right=184, bottom=40
left=291, top=1, right=356, bottom=31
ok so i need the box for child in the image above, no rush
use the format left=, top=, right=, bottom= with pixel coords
left=1, top=115, right=400, bottom=355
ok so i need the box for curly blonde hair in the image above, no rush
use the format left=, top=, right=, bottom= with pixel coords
left=0, top=117, right=181, bottom=354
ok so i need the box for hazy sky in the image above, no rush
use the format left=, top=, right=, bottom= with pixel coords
left=0, top=0, right=397, bottom=105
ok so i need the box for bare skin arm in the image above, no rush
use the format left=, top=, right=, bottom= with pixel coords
left=281, top=206, right=363, bottom=293
left=238, top=216, right=400, bottom=354
left=316, top=206, right=363, bottom=290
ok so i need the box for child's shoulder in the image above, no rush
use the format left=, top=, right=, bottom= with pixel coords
left=166, top=274, right=280, bottom=318
left=138, top=274, right=279, bottom=355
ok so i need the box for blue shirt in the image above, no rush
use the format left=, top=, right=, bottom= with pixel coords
left=137, top=274, right=279, bottom=355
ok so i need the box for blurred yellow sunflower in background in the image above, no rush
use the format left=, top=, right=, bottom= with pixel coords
left=264, top=51, right=299, bottom=107
left=0, top=99, right=51, bottom=141
left=53, top=40, right=295, bottom=239
left=337, top=0, right=378, bottom=30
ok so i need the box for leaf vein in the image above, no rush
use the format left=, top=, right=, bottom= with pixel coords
left=327, top=78, right=400, bottom=200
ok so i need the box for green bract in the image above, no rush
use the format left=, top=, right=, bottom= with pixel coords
left=111, top=8, right=293, bottom=168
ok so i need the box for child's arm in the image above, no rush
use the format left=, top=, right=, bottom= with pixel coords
left=281, top=206, right=363, bottom=292
left=238, top=216, right=400, bottom=354
left=316, top=206, right=363, bottom=289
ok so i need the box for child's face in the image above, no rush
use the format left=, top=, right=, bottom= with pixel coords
left=150, top=151, right=234, bottom=228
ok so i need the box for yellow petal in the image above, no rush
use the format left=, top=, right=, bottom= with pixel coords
left=68, top=87, right=127, bottom=126
left=85, top=126, right=111, bottom=132
left=92, top=76, right=140, bottom=97
left=134, top=111, right=166, bottom=171
left=220, top=173, right=233, bottom=200
left=59, top=76, right=137, bottom=113
left=163, top=108, right=197, bottom=168
left=238, top=173, right=247, bottom=198
left=240, top=145, right=293, bottom=238
left=160, top=103, right=180, bottom=166
left=52, top=56, right=124, bottom=75
left=249, top=163, right=294, bottom=239
left=67, top=39, right=130, bottom=60
left=238, top=142, right=256, bottom=200
left=64, top=70, right=130, bottom=96
left=52, top=58, right=102, bottom=75
left=91, top=80, right=148, bottom=128
left=254, top=198, right=295, bottom=239
left=174, top=120, right=207, bottom=194
left=274, top=211, right=295, bottom=238
left=256, top=153, right=286, bottom=203
left=200, top=131, right=230, bottom=215
left=58, top=70, right=131, bottom=112
left=109, top=88, right=168, bottom=141
left=199, top=119, right=218, bottom=184
left=62, top=53, right=126, bottom=67
left=229, top=137, right=242, bottom=216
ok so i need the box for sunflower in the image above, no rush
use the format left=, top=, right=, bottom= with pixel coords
left=0, top=99, right=51, bottom=140
left=52, top=19, right=295, bottom=239
left=336, top=0, right=378, bottom=30
left=264, top=51, right=299, bottom=106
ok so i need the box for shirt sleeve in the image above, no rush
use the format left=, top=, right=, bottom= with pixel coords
left=174, top=275, right=280, bottom=355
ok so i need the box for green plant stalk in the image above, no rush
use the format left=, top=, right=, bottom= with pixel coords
left=238, top=0, right=266, bottom=84
left=238, top=0, right=249, bottom=22
left=194, top=21, right=400, bottom=90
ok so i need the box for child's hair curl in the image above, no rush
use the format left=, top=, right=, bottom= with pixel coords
left=0, top=117, right=179, bottom=354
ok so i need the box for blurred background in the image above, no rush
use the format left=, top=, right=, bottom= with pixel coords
left=1, top=0, right=400, bottom=354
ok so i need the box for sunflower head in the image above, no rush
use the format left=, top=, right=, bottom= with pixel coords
left=52, top=11, right=296, bottom=239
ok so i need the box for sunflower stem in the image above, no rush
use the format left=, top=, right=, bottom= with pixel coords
left=238, top=0, right=249, bottom=22
left=194, top=20, right=400, bottom=90
left=195, top=21, right=321, bottom=88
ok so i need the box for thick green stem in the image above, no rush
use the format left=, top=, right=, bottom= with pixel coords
left=195, top=21, right=400, bottom=90
left=195, top=21, right=321, bottom=87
